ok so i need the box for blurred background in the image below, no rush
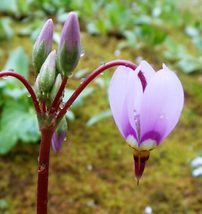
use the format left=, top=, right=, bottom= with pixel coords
left=1, top=0, right=202, bottom=213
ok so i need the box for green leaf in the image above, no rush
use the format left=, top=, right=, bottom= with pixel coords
left=65, top=110, right=75, bottom=121
left=0, top=128, right=16, bottom=154
left=193, top=37, right=202, bottom=55
left=4, top=47, right=29, bottom=79
left=137, top=24, right=167, bottom=46
left=0, top=100, right=40, bottom=154
left=177, top=56, right=202, bottom=74
left=74, top=68, right=89, bottom=79
left=0, top=0, right=18, bottom=14
left=63, top=87, right=94, bottom=109
left=87, top=22, right=100, bottom=35
left=4, top=88, right=27, bottom=99
left=87, top=110, right=112, bottom=126
left=163, top=38, right=188, bottom=60
left=0, top=199, right=9, bottom=210
left=0, top=18, right=13, bottom=41
left=185, top=26, right=199, bottom=38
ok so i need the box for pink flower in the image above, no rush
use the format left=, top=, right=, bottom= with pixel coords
left=109, top=61, right=184, bottom=182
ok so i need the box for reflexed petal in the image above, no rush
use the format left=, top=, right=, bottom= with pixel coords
left=139, top=66, right=184, bottom=144
left=109, top=66, right=135, bottom=139
left=137, top=60, right=156, bottom=84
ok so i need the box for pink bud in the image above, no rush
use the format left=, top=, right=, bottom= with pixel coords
left=32, top=19, right=54, bottom=73
left=57, top=12, right=81, bottom=76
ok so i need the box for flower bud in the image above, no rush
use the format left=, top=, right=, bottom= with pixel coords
left=38, top=50, right=56, bottom=93
left=34, top=74, right=43, bottom=100
left=32, top=19, right=54, bottom=73
left=51, top=117, right=67, bottom=153
left=57, top=12, right=81, bottom=77
left=50, top=73, right=62, bottom=101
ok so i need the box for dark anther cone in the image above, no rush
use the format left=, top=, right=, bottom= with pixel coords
left=133, top=150, right=150, bottom=185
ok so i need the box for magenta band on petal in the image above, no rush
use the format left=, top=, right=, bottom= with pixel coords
left=140, top=131, right=162, bottom=145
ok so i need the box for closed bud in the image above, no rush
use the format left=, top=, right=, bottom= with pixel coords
left=38, top=50, right=56, bottom=93
left=57, top=12, right=81, bottom=77
left=34, top=74, right=43, bottom=100
left=32, top=19, right=54, bottom=73
left=50, top=73, right=62, bottom=101
left=51, top=117, right=67, bottom=153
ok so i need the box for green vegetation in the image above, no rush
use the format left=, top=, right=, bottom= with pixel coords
left=1, top=0, right=202, bottom=213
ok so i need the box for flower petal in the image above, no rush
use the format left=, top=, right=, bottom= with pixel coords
left=126, top=61, right=155, bottom=142
left=51, top=131, right=66, bottom=153
left=126, top=69, right=143, bottom=140
left=138, top=60, right=156, bottom=85
left=109, top=66, right=136, bottom=139
left=139, top=65, right=184, bottom=144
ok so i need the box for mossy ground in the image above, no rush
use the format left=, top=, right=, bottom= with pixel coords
left=1, top=20, right=202, bottom=214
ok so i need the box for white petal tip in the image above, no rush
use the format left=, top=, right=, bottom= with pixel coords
left=140, top=139, right=157, bottom=150
left=126, top=135, right=138, bottom=149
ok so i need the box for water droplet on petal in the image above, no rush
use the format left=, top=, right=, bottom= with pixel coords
left=80, top=47, right=85, bottom=57
left=59, top=102, right=64, bottom=109
left=159, top=114, right=164, bottom=119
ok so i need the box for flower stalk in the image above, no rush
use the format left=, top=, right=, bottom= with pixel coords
left=37, top=128, right=54, bottom=214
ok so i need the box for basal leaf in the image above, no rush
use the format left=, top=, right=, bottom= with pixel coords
left=87, top=110, right=112, bottom=126
left=4, top=47, right=29, bottom=79
left=0, top=100, right=40, bottom=154
left=0, top=18, right=13, bottom=41
left=63, top=87, right=94, bottom=109
left=177, top=56, right=202, bottom=74
left=0, top=128, right=17, bottom=154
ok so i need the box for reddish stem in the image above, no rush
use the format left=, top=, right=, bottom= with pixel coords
left=49, top=77, right=68, bottom=114
left=55, top=60, right=137, bottom=123
left=0, top=71, right=41, bottom=113
left=37, top=128, right=54, bottom=214
left=42, top=101, right=47, bottom=114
